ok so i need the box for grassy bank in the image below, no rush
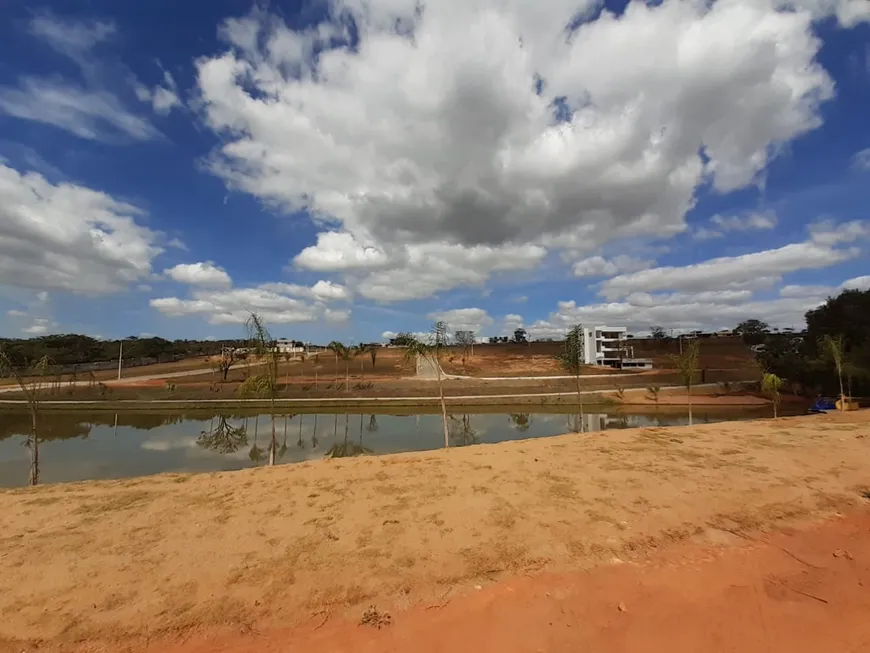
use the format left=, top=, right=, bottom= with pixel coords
left=1, top=412, right=867, bottom=652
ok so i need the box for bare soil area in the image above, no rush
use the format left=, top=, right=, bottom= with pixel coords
left=439, top=348, right=611, bottom=377
left=148, top=511, right=870, bottom=653
left=439, top=337, right=758, bottom=377
left=1, top=412, right=868, bottom=652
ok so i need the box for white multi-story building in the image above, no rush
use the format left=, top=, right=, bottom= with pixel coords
left=581, top=326, right=654, bottom=369
left=582, top=326, right=628, bottom=366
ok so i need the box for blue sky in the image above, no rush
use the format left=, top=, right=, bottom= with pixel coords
left=1, top=0, right=869, bottom=343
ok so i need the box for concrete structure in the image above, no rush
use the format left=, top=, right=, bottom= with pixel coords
left=582, top=326, right=653, bottom=369
left=582, top=326, right=628, bottom=366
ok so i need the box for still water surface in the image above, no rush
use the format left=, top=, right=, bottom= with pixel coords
left=0, top=407, right=782, bottom=487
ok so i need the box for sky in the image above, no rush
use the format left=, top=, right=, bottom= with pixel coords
left=1, top=0, right=869, bottom=344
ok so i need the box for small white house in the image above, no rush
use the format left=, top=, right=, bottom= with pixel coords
left=275, top=339, right=305, bottom=355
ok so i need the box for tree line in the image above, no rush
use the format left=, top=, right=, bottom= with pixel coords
left=740, top=289, right=869, bottom=399
left=0, top=334, right=246, bottom=370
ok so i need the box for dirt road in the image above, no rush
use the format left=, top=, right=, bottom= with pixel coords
left=1, top=412, right=868, bottom=652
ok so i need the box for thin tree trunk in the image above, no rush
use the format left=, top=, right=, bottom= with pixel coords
left=435, top=357, right=449, bottom=448
left=29, top=406, right=39, bottom=486
left=773, top=401, right=777, bottom=419
left=298, top=413, right=303, bottom=446
left=268, top=404, right=277, bottom=466
left=574, top=374, right=584, bottom=432
left=687, top=383, right=693, bottom=426
left=837, top=368, right=845, bottom=410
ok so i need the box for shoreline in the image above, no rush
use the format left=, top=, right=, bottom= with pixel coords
left=1, top=412, right=866, bottom=652
left=0, top=381, right=773, bottom=411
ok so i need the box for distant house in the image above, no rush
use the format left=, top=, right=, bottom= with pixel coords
left=275, top=339, right=305, bottom=355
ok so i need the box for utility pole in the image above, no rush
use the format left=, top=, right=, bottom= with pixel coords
left=117, top=340, right=123, bottom=381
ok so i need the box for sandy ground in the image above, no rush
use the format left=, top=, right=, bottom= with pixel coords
left=1, top=412, right=868, bottom=653
left=147, top=512, right=870, bottom=653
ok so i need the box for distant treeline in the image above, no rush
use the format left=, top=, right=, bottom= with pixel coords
left=0, top=334, right=246, bottom=371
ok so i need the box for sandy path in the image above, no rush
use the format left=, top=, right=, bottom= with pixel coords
left=1, top=412, right=868, bottom=652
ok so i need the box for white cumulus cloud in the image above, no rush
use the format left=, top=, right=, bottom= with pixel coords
left=194, top=0, right=850, bottom=301
left=600, top=223, right=864, bottom=299
left=165, top=262, right=232, bottom=287
left=0, top=163, right=165, bottom=294
left=428, top=307, right=494, bottom=334
left=573, top=255, right=653, bottom=278
left=151, top=280, right=351, bottom=325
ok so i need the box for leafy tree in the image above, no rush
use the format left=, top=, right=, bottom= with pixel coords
left=556, top=324, right=585, bottom=430
left=367, top=344, right=378, bottom=369
left=650, top=326, right=667, bottom=340
left=389, top=332, right=417, bottom=347
left=0, top=350, right=51, bottom=485
left=806, top=289, right=870, bottom=351
left=237, top=313, right=281, bottom=465
left=513, top=328, right=528, bottom=344
left=646, top=384, right=661, bottom=406
left=670, top=340, right=700, bottom=425
left=761, top=372, right=784, bottom=418
left=454, top=330, right=475, bottom=369
left=217, top=347, right=238, bottom=382
left=403, top=323, right=450, bottom=447
left=734, top=319, right=770, bottom=345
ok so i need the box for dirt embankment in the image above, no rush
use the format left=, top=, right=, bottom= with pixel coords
left=1, top=412, right=868, bottom=652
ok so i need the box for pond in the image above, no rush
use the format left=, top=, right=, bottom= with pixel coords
left=0, top=406, right=789, bottom=487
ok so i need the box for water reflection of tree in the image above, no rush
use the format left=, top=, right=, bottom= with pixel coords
left=325, top=414, right=373, bottom=458
left=196, top=416, right=248, bottom=454
left=509, top=413, right=531, bottom=431
left=367, top=414, right=378, bottom=432
left=448, top=414, right=479, bottom=447
left=249, top=414, right=264, bottom=465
